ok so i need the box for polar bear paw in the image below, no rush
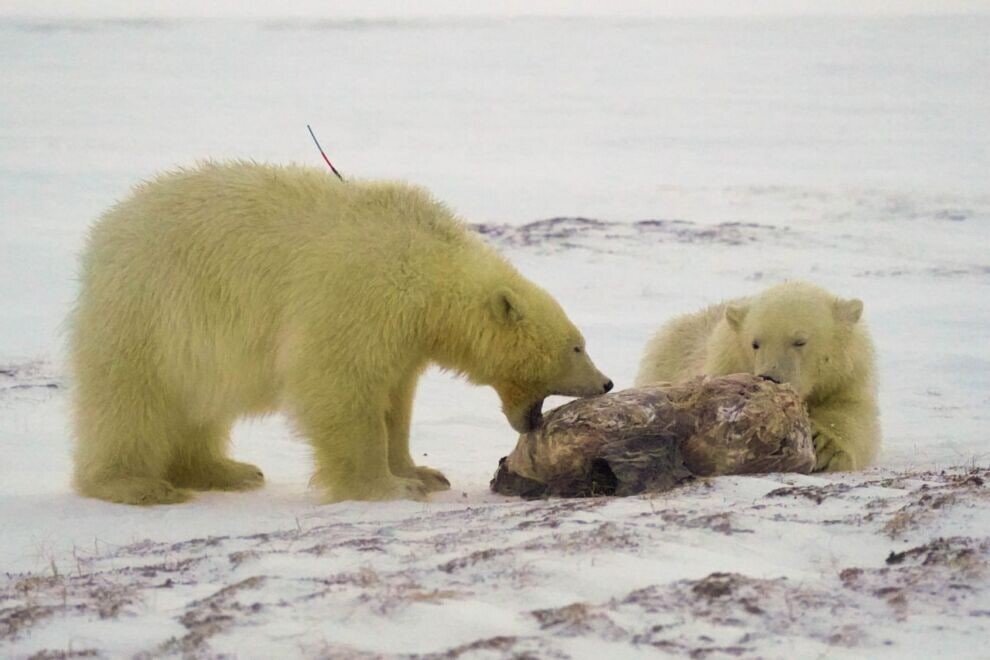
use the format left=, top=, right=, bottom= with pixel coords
left=364, top=475, right=429, bottom=502
left=323, top=474, right=429, bottom=503
left=411, top=465, right=451, bottom=492
left=79, top=477, right=194, bottom=506
left=813, top=431, right=855, bottom=472
left=170, top=459, right=265, bottom=491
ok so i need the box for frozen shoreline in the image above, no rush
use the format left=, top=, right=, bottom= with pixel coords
left=2, top=208, right=988, bottom=654
left=2, top=9, right=988, bottom=657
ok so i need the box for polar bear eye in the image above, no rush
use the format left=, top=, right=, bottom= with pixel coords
left=573, top=346, right=583, bottom=354
left=793, top=339, right=807, bottom=348
left=752, top=340, right=761, bottom=350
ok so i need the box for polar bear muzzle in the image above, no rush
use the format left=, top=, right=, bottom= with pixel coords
left=499, top=367, right=614, bottom=434
left=499, top=387, right=548, bottom=434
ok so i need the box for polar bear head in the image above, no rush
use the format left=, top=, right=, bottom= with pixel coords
left=724, top=282, right=864, bottom=399
left=464, top=282, right=612, bottom=433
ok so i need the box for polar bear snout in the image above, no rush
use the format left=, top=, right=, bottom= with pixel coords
left=550, top=348, right=612, bottom=398
left=553, top=376, right=612, bottom=398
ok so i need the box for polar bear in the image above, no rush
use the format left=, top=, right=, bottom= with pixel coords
left=69, top=161, right=612, bottom=505
left=635, top=282, right=879, bottom=471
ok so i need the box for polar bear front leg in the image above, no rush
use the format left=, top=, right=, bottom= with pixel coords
left=811, top=416, right=856, bottom=472
left=386, top=373, right=451, bottom=492
left=810, top=401, right=878, bottom=472
left=294, top=389, right=429, bottom=503
left=812, top=427, right=853, bottom=472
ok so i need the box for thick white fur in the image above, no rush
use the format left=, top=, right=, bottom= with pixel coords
left=636, top=282, right=880, bottom=471
left=69, top=161, right=610, bottom=504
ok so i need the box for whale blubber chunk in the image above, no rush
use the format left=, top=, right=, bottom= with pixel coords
left=490, top=374, right=814, bottom=498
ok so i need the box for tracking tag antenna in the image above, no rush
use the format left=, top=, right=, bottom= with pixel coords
left=306, top=124, right=345, bottom=182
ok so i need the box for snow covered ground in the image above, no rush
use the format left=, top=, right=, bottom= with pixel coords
left=2, top=6, right=989, bottom=658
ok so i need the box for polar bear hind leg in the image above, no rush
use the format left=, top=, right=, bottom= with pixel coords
left=166, top=420, right=264, bottom=492
left=72, top=369, right=192, bottom=505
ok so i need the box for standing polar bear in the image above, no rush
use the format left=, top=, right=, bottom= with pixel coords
left=70, top=161, right=612, bottom=505
left=636, top=282, right=879, bottom=471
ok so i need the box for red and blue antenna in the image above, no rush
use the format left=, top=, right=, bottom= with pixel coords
left=306, top=124, right=345, bottom=182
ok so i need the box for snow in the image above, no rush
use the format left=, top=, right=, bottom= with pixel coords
left=2, top=8, right=989, bottom=659
left=5, top=1, right=990, bottom=20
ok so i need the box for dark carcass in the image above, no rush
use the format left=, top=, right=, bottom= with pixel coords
left=491, top=374, right=814, bottom=498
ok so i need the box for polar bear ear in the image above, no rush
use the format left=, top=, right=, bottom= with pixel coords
left=725, top=304, right=748, bottom=331
left=834, top=298, right=864, bottom=325
left=491, top=287, right=525, bottom=324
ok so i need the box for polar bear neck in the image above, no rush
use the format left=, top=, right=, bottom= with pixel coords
left=277, top=170, right=532, bottom=382
left=419, top=239, right=535, bottom=380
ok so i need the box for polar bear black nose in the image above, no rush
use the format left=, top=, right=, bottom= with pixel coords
left=603, top=380, right=614, bottom=393
left=759, top=374, right=781, bottom=384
